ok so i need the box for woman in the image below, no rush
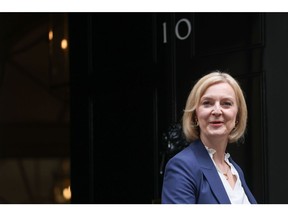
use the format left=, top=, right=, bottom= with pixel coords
left=161, top=71, right=257, bottom=204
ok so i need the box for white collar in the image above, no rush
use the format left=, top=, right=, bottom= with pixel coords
left=204, top=145, right=231, bottom=161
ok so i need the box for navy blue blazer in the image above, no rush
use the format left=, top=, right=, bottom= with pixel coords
left=161, top=139, right=257, bottom=204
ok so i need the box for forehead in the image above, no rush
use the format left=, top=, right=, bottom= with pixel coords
left=202, top=82, right=236, bottom=99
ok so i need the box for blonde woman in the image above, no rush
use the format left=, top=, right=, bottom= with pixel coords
left=162, top=71, right=257, bottom=204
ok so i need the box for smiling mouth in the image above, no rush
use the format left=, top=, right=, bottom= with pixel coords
left=210, top=121, right=224, bottom=125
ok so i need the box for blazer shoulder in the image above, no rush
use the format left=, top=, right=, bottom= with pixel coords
left=165, top=143, right=200, bottom=171
left=170, top=139, right=203, bottom=160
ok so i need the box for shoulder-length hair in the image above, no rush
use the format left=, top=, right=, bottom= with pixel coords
left=182, top=71, right=247, bottom=143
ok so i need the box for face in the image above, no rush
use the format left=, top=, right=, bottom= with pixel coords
left=196, top=82, right=238, bottom=142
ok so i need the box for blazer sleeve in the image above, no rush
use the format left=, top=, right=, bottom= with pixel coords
left=161, top=155, right=199, bottom=204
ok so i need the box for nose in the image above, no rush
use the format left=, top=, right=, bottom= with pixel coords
left=212, top=104, right=222, bottom=115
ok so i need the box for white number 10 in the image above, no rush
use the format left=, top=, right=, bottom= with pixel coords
left=162, top=18, right=192, bottom=44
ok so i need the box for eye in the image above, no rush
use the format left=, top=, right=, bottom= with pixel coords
left=222, top=101, right=233, bottom=107
left=202, top=100, right=213, bottom=107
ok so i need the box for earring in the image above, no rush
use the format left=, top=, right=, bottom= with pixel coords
left=192, top=119, right=199, bottom=127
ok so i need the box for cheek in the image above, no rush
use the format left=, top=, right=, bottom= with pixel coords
left=195, top=108, right=207, bottom=120
left=197, top=113, right=211, bottom=125
left=229, top=110, right=238, bottom=122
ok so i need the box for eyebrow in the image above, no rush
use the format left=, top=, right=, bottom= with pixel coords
left=201, top=96, right=235, bottom=101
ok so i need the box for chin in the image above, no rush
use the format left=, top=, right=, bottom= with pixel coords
left=207, top=131, right=228, bottom=137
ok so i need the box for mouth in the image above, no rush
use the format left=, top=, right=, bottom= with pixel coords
left=209, top=121, right=224, bottom=126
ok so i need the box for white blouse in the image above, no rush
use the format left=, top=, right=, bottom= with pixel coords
left=205, top=146, right=251, bottom=204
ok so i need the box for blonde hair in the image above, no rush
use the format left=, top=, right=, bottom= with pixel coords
left=182, top=71, right=247, bottom=143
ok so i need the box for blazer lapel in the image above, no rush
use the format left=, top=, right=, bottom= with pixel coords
left=229, top=159, right=257, bottom=204
left=193, top=140, right=231, bottom=204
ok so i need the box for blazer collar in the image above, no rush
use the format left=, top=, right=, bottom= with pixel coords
left=192, top=139, right=231, bottom=204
